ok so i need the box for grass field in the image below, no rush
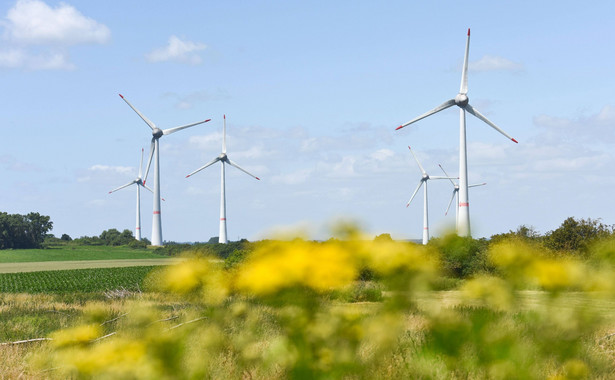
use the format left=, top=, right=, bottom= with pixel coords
left=0, top=258, right=183, bottom=273
left=0, top=245, right=168, bottom=263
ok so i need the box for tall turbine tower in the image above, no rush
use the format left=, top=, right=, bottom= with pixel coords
left=406, top=147, right=454, bottom=245
left=438, top=164, right=486, bottom=230
left=186, top=115, right=260, bottom=244
left=108, top=148, right=153, bottom=241
left=396, top=29, right=517, bottom=237
left=119, top=94, right=211, bottom=246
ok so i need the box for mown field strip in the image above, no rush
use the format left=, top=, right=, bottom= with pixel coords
left=0, top=258, right=184, bottom=273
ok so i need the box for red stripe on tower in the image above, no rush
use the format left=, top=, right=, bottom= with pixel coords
left=459, top=202, right=469, bottom=207
left=220, top=218, right=226, bottom=221
left=153, top=211, right=161, bottom=215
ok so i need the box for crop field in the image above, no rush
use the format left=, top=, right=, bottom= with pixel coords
left=0, top=245, right=169, bottom=263
left=0, top=266, right=161, bottom=293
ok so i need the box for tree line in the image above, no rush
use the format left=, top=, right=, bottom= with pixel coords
left=0, top=212, right=53, bottom=249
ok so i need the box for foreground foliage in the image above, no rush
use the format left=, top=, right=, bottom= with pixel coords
left=18, top=229, right=615, bottom=379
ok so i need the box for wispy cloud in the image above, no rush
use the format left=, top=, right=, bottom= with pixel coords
left=145, top=35, right=206, bottom=65
left=470, top=55, right=523, bottom=72
left=533, top=105, right=615, bottom=144
left=0, top=0, right=110, bottom=70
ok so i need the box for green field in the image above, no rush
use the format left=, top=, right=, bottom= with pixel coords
left=0, top=266, right=161, bottom=293
left=0, top=245, right=168, bottom=263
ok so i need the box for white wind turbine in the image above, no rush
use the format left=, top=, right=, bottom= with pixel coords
left=108, top=148, right=153, bottom=241
left=186, top=115, right=260, bottom=244
left=119, top=94, right=211, bottom=246
left=438, top=164, right=486, bottom=231
left=396, top=29, right=517, bottom=237
left=406, top=146, right=454, bottom=245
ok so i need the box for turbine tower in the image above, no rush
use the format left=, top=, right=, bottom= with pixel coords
left=186, top=115, right=260, bottom=244
left=438, top=164, right=486, bottom=231
left=119, top=94, right=211, bottom=246
left=108, top=148, right=153, bottom=241
left=405, top=147, right=454, bottom=245
left=396, top=29, right=517, bottom=237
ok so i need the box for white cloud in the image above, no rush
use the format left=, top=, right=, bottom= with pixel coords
left=534, top=105, right=615, bottom=143
left=470, top=55, right=523, bottom=72
left=189, top=133, right=223, bottom=149
left=320, top=156, right=357, bottom=178
left=146, top=35, right=206, bottom=64
left=88, top=164, right=133, bottom=174
left=369, top=148, right=394, bottom=161
left=4, top=0, right=110, bottom=45
left=271, top=169, right=313, bottom=185
left=233, top=145, right=273, bottom=160
left=0, top=0, right=110, bottom=70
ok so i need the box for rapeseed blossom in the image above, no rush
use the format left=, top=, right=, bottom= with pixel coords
left=235, top=239, right=359, bottom=295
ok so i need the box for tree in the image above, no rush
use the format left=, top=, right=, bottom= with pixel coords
left=374, top=233, right=393, bottom=242
left=543, top=217, right=613, bottom=254
left=99, top=229, right=136, bottom=246
left=490, top=225, right=541, bottom=244
left=60, top=234, right=72, bottom=241
left=0, top=212, right=53, bottom=249
left=25, top=212, right=53, bottom=248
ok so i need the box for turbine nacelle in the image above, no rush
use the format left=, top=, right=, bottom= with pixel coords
left=455, top=93, right=469, bottom=107
left=219, top=153, right=228, bottom=161
left=152, top=128, right=163, bottom=139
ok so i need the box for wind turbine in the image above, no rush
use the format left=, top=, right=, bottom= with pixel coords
left=119, top=94, right=211, bottom=246
left=108, top=149, right=153, bottom=241
left=186, top=115, right=260, bottom=244
left=438, top=164, right=486, bottom=230
left=396, top=29, right=517, bottom=237
left=405, top=147, right=454, bottom=245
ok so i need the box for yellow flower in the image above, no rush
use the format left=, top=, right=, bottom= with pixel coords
left=364, top=240, right=437, bottom=275
left=529, top=259, right=585, bottom=291
left=51, top=324, right=101, bottom=348
left=235, top=240, right=358, bottom=295
left=461, top=276, right=513, bottom=310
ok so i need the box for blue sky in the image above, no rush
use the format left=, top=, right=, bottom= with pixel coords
left=1, top=0, right=614, bottom=242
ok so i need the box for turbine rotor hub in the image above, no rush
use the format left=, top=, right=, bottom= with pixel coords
left=455, top=93, right=469, bottom=107
left=219, top=153, right=227, bottom=160
left=152, top=128, right=163, bottom=139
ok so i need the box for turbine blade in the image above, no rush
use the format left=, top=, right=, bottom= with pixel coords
left=163, top=119, right=211, bottom=135
left=406, top=181, right=424, bottom=207
left=407, top=146, right=427, bottom=176
left=396, top=99, right=456, bottom=130
left=465, top=104, right=518, bottom=143
left=223, top=114, right=227, bottom=154
left=138, top=148, right=144, bottom=178
left=445, top=190, right=456, bottom=216
left=109, top=180, right=136, bottom=194
left=142, top=183, right=154, bottom=193
left=428, top=176, right=458, bottom=180
left=227, top=159, right=260, bottom=180
left=143, top=138, right=155, bottom=184
left=119, top=94, right=156, bottom=130
left=469, top=182, right=487, bottom=188
left=460, top=28, right=470, bottom=94
left=185, top=157, right=221, bottom=178
left=438, top=164, right=457, bottom=186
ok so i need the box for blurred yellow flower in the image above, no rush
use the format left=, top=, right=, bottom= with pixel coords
left=461, top=276, right=513, bottom=310
left=51, top=324, right=101, bottom=348
left=235, top=240, right=358, bottom=295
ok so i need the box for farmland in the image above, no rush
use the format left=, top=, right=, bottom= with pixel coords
left=0, top=245, right=169, bottom=263
left=4, top=237, right=615, bottom=378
